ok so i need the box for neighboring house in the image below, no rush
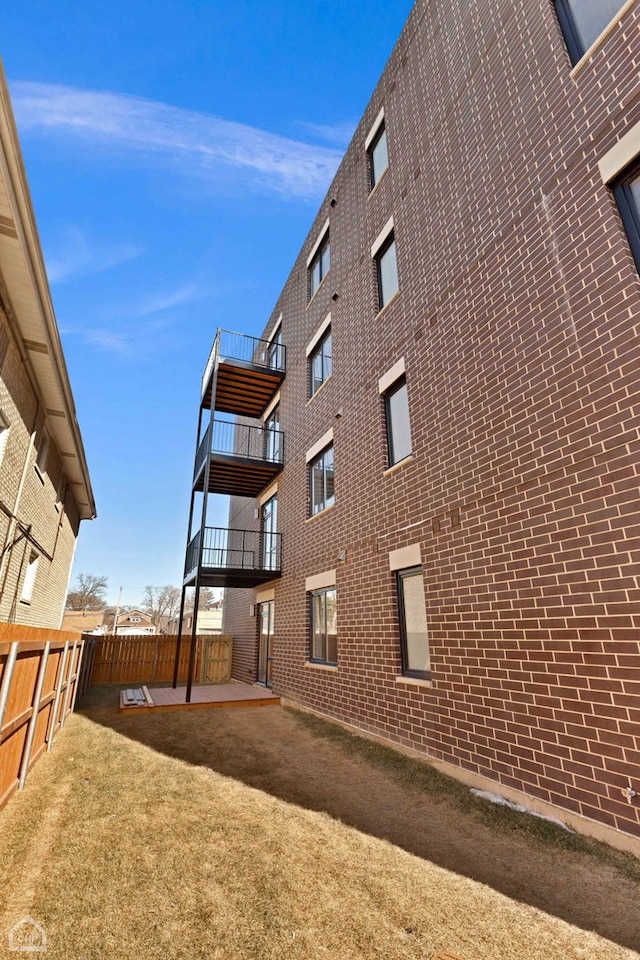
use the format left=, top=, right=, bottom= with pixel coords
left=61, top=609, right=107, bottom=635
left=114, top=610, right=156, bottom=636
left=0, top=66, right=95, bottom=628
left=181, top=1, right=640, bottom=850
left=167, top=602, right=223, bottom=635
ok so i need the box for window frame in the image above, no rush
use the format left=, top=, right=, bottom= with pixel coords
left=0, top=411, right=9, bottom=465
left=554, top=0, right=627, bottom=65
left=308, top=231, right=330, bottom=301
left=261, top=493, right=278, bottom=572
left=309, top=443, right=335, bottom=516
left=375, top=232, right=399, bottom=311
left=308, top=327, right=333, bottom=397
left=35, top=427, right=50, bottom=476
left=309, top=585, right=337, bottom=665
left=368, top=121, right=389, bottom=190
left=20, top=552, right=39, bottom=604
left=396, top=566, right=431, bottom=680
left=384, top=376, right=412, bottom=467
left=266, top=324, right=284, bottom=371
left=264, top=404, right=282, bottom=463
left=613, top=159, right=640, bottom=274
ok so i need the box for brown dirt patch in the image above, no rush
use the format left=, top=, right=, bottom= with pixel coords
left=83, top=685, right=640, bottom=952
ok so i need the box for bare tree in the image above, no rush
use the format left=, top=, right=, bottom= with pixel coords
left=142, top=585, right=181, bottom=628
left=66, top=573, right=108, bottom=611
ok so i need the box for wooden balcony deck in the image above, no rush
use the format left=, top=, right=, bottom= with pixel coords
left=119, top=682, right=279, bottom=713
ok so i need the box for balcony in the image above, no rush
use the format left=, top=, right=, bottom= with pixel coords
left=202, top=329, right=285, bottom=418
left=193, top=420, right=283, bottom=497
left=184, top=527, right=281, bottom=588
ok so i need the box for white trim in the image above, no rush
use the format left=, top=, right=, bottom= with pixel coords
left=570, top=0, right=638, bottom=77
left=365, top=106, right=385, bottom=151
left=259, top=481, right=278, bottom=506
left=262, top=391, right=281, bottom=422
left=371, top=215, right=395, bottom=258
left=306, top=218, right=331, bottom=267
left=256, top=587, right=275, bottom=603
left=305, top=569, right=336, bottom=592
left=306, top=313, right=332, bottom=357
left=389, top=543, right=421, bottom=571
left=395, top=675, right=433, bottom=688
left=378, top=357, right=406, bottom=395
left=305, top=427, right=334, bottom=464
left=383, top=454, right=414, bottom=477
left=598, top=118, right=640, bottom=184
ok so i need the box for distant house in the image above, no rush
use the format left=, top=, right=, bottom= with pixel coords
left=0, top=66, right=95, bottom=628
left=115, top=610, right=156, bottom=636
left=61, top=609, right=106, bottom=634
left=167, top=600, right=223, bottom=635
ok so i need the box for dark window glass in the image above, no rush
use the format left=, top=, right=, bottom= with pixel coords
left=262, top=495, right=278, bottom=571
left=264, top=405, right=282, bottom=462
left=397, top=567, right=430, bottom=678
left=309, top=233, right=330, bottom=299
left=267, top=327, right=284, bottom=370
left=310, top=586, right=337, bottom=664
left=555, top=0, right=625, bottom=64
left=613, top=163, right=640, bottom=275
left=376, top=234, right=399, bottom=310
left=369, top=123, right=388, bottom=189
left=310, top=445, right=334, bottom=515
left=385, top=379, right=412, bottom=466
left=309, top=329, right=333, bottom=396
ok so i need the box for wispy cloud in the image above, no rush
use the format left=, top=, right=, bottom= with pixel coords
left=46, top=225, right=143, bottom=283
left=297, top=120, right=357, bottom=148
left=11, top=81, right=344, bottom=201
left=70, top=278, right=207, bottom=358
left=128, top=282, right=203, bottom=320
left=83, top=330, right=131, bottom=356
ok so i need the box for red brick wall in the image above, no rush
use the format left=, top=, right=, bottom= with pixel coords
left=224, top=0, right=640, bottom=839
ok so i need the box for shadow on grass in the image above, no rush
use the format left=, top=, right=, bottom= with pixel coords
left=78, top=683, right=640, bottom=953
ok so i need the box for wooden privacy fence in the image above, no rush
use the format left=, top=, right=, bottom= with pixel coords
left=86, top=634, right=233, bottom=686
left=0, top=623, right=86, bottom=811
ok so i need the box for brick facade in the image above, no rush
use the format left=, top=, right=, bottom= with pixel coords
left=0, top=70, right=95, bottom=628
left=223, top=0, right=640, bottom=845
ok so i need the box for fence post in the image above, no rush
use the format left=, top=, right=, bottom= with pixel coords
left=109, top=634, right=119, bottom=684
left=60, top=641, right=78, bottom=729
left=18, top=642, right=51, bottom=790
left=0, top=641, right=20, bottom=737
left=69, top=637, right=85, bottom=715
left=46, top=641, right=69, bottom=751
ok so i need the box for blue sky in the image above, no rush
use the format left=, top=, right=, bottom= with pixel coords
left=4, top=1, right=414, bottom=606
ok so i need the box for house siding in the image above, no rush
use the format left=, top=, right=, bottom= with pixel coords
left=224, top=0, right=640, bottom=844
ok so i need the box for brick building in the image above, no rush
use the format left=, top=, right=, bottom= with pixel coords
left=0, top=67, right=95, bottom=628
left=184, top=1, right=640, bottom=849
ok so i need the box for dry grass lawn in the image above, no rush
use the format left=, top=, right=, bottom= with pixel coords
left=0, top=685, right=639, bottom=960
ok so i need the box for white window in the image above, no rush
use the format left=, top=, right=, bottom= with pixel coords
left=368, top=122, right=388, bottom=189
left=384, top=378, right=412, bottom=466
left=397, top=566, right=430, bottom=678
left=307, top=224, right=331, bottom=301
left=35, top=428, right=49, bottom=473
left=21, top=553, right=39, bottom=604
left=376, top=234, right=399, bottom=309
left=0, top=412, right=9, bottom=464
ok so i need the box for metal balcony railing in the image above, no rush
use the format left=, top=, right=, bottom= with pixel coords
left=201, top=329, right=286, bottom=397
left=185, top=527, right=282, bottom=577
left=194, top=420, right=284, bottom=480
